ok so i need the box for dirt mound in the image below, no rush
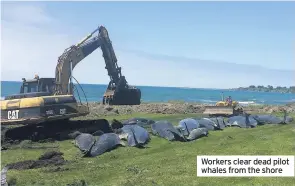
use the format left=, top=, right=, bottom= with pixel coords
left=86, top=102, right=206, bottom=117
left=6, top=151, right=66, bottom=170
left=256, top=104, right=295, bottom=114
left=83, top=102, right=295, bottom=118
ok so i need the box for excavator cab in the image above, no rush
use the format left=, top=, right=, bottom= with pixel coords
left=2, top=75, right=90, bottom=125
left=4, top=77, right=56, bottom=100
left=20, top=77, right=55, bottom=94
left=4, top=76, right=55, bottom=100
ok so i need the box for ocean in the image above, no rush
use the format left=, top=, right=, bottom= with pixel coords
left=1, top=81, right=295, bottom=105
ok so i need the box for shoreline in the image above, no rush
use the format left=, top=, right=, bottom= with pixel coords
left=2, top=80, right=294, bottom=93
left=230, top=87, right=295, bottom=94
left=86, top=99, right=295, bottom=106
left=83, top=101, right=295, bottom=117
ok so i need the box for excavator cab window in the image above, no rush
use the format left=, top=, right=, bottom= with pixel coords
left=21, top=85, right=28, bottom=93
left=42, top=84, right=54, bottom=94
left=21, top=81, right=39, bottom=93
left=40, top=80, right=55, bottom=94
left=40, top=82, right=49, bottom=92
left=30, top=83, right=38, bottom=92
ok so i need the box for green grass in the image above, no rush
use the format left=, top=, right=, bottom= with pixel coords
left=1, top=113, right=295, bottom=186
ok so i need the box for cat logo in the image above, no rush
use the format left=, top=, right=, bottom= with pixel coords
left=60, top=108, right=66, bottom=115
left=55, top=98, right=59, bottom=102
left=7, top=110, right=20, bottom=120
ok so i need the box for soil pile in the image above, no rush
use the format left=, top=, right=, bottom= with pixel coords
left=85, top=102, right=295, bottom=117
left=86, top=102, right=207, bottom=117
left=244, top=103, right=295, bottom=114
left=260, top=103, right=295, bottom=113
left=6, top=151, right=66, bottom=170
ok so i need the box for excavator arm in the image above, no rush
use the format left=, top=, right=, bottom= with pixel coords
left=55, top=27, right=101, bottom=94
left=98, top=26, right=122, bottom=87
left=54, top=25, right=141, bottom=105
left=98, top=26, right=140, bottom=105
left=54, top=26, right=127, bottom=94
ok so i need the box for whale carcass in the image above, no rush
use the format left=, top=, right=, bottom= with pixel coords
left=75, top=133, right=125, bottom=157
left=118, top=124, right=150, bottom=147
left=151, top=121, right=186, bottom=141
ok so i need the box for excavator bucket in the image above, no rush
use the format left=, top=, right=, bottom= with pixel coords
left=203, top=106, right=234, bottom=116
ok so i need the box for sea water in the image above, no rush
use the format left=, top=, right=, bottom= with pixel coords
left=1, top=81, right=295, bottom=105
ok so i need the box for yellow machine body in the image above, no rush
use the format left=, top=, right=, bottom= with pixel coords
left=203, top=98, right=243, bottom=117
left=215, top=100, right=238, bottom=107
left=0, top=94, right=89, bottom=125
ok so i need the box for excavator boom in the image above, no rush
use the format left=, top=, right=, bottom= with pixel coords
left=55, top=28, right=101, bottom=94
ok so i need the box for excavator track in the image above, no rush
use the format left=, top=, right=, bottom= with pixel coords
left=2, top=119, right=112, bottom=143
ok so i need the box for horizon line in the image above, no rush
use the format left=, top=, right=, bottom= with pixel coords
left=1, top=80, right=293, bottom=90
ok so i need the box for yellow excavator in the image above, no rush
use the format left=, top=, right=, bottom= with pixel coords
left=1, top=25, right=141, bottom=127
left=203, top=93, right=244, bottom=117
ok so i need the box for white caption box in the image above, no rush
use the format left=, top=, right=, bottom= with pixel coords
left=196, top=155, right=295, bottom=177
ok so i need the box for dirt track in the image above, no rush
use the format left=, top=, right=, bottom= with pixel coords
left=1, top=119, right=112, bottom=143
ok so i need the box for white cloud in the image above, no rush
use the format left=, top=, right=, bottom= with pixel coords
left=1, top=3, right=74, bottom=81
left=1, top=3, right=294, bottom=89
left=0, top=3, right=141, bottom=86
left=2, top=3, right=53, bottom=26
left=0, top=3, right=196, bottom=88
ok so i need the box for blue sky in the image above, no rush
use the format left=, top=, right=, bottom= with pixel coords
left=1, top=1, right=294, bottom=88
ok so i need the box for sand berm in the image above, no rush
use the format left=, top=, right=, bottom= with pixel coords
left=83, top=101, right=295, bottom=117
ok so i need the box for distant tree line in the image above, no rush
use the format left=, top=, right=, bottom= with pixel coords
left=231, top=85, right=295, bottom=94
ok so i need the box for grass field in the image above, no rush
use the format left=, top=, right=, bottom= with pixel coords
left=1, top=113, right=295, bottom=186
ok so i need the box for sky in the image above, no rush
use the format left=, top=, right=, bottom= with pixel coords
left=1, top=1, right=295, bottom=89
